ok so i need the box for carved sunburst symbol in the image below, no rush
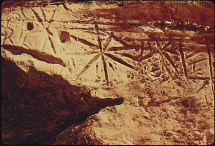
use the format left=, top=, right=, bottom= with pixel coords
left=66, top=24, right=136, bottom=84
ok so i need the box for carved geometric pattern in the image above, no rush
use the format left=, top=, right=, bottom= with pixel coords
left=1, top=2, right=214, bottom=94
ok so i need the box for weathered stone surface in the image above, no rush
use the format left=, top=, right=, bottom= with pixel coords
left=54, top=84, right=214, bottom=145
left=1, top=1, right=214, bottom=145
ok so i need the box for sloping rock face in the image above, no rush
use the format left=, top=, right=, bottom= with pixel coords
left=1, top=56, right=123, bottom=145
left=1, top=1, right=214, bottom=145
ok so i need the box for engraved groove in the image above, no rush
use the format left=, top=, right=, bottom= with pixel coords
left=162, top=51, right=178, bottom=73
left=48, top=36, right=56, bottom=54
left=31, top=8, right=43, bottom=22
left=46, top=28, right=53, bottom=36
left=95, top=24, right=102, bottom=51
left=160, top=55, right=176, bottom=79
left=207, top=44, right=214, bottom=92
left=188, top=58, right=207, bottom=66
left=111, top=34, right=128, bottom=47
left=66, top=51, right=99, bottom=55
left=179, top=44, right=187, bottom=77
left=20, top=7, right=26, bottom=18
left=103, top=34, right=112, bottom=51
left=139, top=50, right=157, bottom=61
left=107, top=46, right=139, bottom=51
left=104, top=53, right=135, bottom=70
left=116, top=52, right=134, bottom=60
left=162, top=41, right=172, bottom=50
left=62, top=3, right=69, bottom=11
left=101, top=55, right=109, bottom=83
left=185, top=52, right=196, bottom=59
left=207, top=45, right=213, bottom=80
left=196, top=79, right=210, bottom=93
left=41, top=7, right=46, bottom=21
left=70, top=35, right=98, bottom=47
left=108, top=62, right=114, bottom=71
left=77, top=54, right=100, bottom=77
left=166, top=48, right=179, bottom=55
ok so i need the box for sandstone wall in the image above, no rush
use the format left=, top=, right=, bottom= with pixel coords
left=1, top=1, right=214, bottom=145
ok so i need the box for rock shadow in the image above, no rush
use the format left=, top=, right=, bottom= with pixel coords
left=1, top=56, right=124, bottom=145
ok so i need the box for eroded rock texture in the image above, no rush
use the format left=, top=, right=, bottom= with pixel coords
left=1, top=1, right=214, bottom=145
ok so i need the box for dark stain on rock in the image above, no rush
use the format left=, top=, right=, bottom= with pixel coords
left=182, top=98, right=191, bottom=108
left=180, top=97, right=202, bottom=114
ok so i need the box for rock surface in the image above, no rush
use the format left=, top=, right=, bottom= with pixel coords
left=1, top=1, right=214, bottom=145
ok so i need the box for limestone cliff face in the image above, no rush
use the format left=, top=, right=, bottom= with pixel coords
left=1, top=1, right=214, bottom=145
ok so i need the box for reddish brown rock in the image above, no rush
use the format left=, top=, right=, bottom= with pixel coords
left=1, top=1, right=214, bottom=145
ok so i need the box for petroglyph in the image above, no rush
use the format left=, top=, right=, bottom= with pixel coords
left=1, top=1, right=214, bottom=145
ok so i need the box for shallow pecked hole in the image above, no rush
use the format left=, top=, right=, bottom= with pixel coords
left=27, top=22, right=34, bottom=30
left=60, top=31, right=70, bottom=43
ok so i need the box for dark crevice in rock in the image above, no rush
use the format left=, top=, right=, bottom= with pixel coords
left=2, top=44, right=66, bottom=67
left=1, top=57, right=124, bottom=145
left=14, top=97, right=124, bottom=145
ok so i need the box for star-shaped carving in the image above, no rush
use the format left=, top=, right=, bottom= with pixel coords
left=21, top=6, right=58, bottom=54
left=68, top=24, right=135, bottom=83
left=1, top=25, right=13, bottom=45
